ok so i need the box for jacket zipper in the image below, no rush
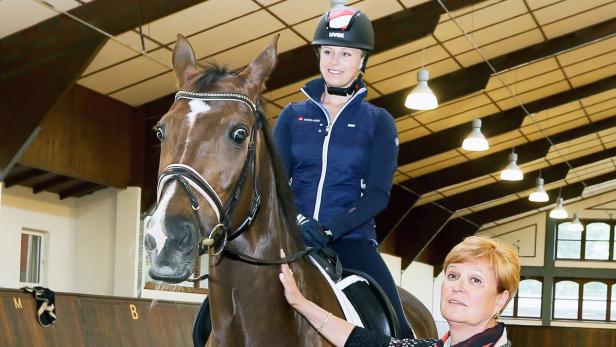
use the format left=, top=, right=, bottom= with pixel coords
left=300, top=87, right=366, bottom=221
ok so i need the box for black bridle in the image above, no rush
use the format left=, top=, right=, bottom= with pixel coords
left=155, top=90, right=311, bottom=281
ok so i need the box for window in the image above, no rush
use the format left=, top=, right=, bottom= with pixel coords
left=582, top=282, right=607, bottom=320
left=585, top=223, right=610, bottom=260
left=556, top=223, right=581, bottom=259
left=611, top=284, right=616, bottom=321
left=554, top=280, right=578, bottom=319
left=555, top=220, right=614, bottom=261
left=554, top=279, right=616, bottom=322
left=501, top=278, right=542, bottom=318
left=19, top=229, right=45, bottom=284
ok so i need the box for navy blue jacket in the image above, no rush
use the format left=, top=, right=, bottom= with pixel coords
left=273, top=78, right=399, bottom=241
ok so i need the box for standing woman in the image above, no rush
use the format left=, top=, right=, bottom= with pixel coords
left=273, top=6, right=411, bottom=338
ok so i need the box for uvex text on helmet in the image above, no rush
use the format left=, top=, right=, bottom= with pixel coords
left=312, top=8, right=374, bottom=52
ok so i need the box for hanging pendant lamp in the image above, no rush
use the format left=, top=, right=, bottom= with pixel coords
left=462, top=118, right=489, bottom=151
left=500, top=152, right=523, bottom=181
left=549, top=197, right=568, bottom=219
left=405, top=68, right=438, bottom=110
left=529, top=177, right=549, bottom=202
left=568, top=212, right=584, bottom=232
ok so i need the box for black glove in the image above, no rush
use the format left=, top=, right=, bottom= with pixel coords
left=297, top=214, right=332, bottom=251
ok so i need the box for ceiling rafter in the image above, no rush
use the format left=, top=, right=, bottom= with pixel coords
left=59, top=182, right=104, bottom=200
left=380, top=203, right=453, bottom=269
left=3, top=168, right=47, bottom=188
left=370, top=17, right=616, bottom=120
left=404, top=116, right=616, bottom=195
left=396, top=75, right=616, bottom=166
left=0, top=0, right=205, bottom=180
left=32, top=175, right=74, bottom=194
left=383, top=149, right=616, bottom=265
left=463, top=172, right=616, bottom=226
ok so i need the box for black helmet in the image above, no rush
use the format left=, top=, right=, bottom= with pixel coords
left=312, top=8, right=374, bottom=52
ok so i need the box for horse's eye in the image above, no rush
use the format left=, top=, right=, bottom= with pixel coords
left=155, top=127, right=165, bottom=142
left=230, top=127, right=248, bottom=144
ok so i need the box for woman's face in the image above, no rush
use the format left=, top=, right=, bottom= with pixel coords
left=440, top=261, right=509, bottom=329
left=319, top=45, right=364, bottom=88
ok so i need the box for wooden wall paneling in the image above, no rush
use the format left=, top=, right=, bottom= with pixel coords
left=19, top=85, right=144, bottom=188
left=0, top=289, right=200, bottom=347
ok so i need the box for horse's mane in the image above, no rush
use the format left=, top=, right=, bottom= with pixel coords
left=195, top=63, right=303, bottom=245
left=260, top=118, right=304, bottom=245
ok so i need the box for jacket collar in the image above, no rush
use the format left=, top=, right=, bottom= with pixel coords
left=301, top=77, right=367, bottom=106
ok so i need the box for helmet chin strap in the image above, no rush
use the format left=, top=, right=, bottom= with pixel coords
left=326, top=75, right=363, bottom=96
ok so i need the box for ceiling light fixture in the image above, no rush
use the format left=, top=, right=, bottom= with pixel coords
left=568, top=212, right=584, bottom=232
left=500, top=150, right=523, bottom=181
left=461, top=118, right=489, bottom=151
left=529, top=174, right=549, bottom=202
left=405, top=68, right=438, bottom=110
left=549, top=196, right=568, bottom=219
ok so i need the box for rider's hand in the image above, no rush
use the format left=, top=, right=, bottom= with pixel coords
left=296, top=214, right=332, bottom=251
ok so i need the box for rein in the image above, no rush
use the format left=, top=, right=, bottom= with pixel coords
left=156, top=91, right=312, bottom=281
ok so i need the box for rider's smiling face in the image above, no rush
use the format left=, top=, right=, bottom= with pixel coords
left=319, top=45, right=364, bottom=88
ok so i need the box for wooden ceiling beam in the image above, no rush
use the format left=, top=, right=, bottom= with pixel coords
left=370, top=17, right=616, bottom=120
left=3, top=168, right=47, bottom=188
left=32, top=175, right=73, bottom=194
left=266, top=0, right=485, bottom=91
left=396, top=75, right=616, bottom=166
left=0, top=0, right=206, bottom=181
left=375, top=184, right=419, bottom=242
left=59, top=182, right=103, bottom=200
left=380, top=203, right=452, bottom=269
left=395, top=149, right=616, bottom=270
left=461, top=172, right=616, bottom=226
left=403, top=116, right=616, bottom=195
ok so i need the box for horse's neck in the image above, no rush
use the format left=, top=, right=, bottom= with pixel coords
left=207, top=158, right=338, bottom=345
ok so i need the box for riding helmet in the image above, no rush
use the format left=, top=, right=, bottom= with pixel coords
left=312, top=7, right=374, bottom=52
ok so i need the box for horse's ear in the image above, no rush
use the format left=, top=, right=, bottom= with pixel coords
left=172, top=34, right=199, bottom=87
left=242, top=34, right=279, bottom=90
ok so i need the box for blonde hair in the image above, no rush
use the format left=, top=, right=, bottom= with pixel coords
left=444, top=236, right=520, bottom=307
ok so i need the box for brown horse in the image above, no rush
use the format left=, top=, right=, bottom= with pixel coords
left=143, top=34, right=435, bottom=346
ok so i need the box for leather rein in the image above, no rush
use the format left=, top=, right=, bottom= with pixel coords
left=156, top=91, right=311, bottom=282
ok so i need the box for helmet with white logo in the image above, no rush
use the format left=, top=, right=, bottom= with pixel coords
left=312, top=7, right=374, bottom=52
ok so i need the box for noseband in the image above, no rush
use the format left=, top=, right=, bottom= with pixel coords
left=155, top=90, right=311, bottom=280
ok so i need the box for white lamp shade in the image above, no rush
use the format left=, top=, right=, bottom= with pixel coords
left=529, top=177, right=549, bottom=202
left=568, top=213, right=584, bottom=232
left=462, top=119, right=489, bottom=151
left=549, top=197, right=568, bottom=219
left=500, top=153, right=523, bottom=181
left=404, top=69, right=438, bottom=110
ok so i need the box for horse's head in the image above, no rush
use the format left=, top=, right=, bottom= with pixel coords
left=144, top=34, right=278, bottom=283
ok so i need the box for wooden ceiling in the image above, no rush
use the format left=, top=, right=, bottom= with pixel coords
left=1, top=0, right=615, bottom=267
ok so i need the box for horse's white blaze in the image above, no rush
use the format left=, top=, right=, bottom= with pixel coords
left=187, top=99, right=210, bottom=126
left=146, top=184, right=177, bottom=254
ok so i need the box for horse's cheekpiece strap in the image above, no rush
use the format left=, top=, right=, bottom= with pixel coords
left=174, top=90, right=258, bottom=114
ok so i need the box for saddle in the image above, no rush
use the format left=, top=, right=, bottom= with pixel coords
left=192, top=248, right=403, bottom=347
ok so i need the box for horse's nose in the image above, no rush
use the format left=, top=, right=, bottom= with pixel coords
left=166, top=216, right=198, bottom=251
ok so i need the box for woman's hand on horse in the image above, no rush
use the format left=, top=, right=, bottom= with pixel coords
left=279, top=249, right=307, bottom=308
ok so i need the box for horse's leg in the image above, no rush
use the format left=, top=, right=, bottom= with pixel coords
left=397, top=286, right=438, bottom=339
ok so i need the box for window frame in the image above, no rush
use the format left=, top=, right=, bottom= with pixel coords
left=555, top=219, right=615, bottom=261
left=501, top=276, right=543, bottom=319
left=19, top=228, right=47, bottom=286
left=552, top=278, right=616, bottom=322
